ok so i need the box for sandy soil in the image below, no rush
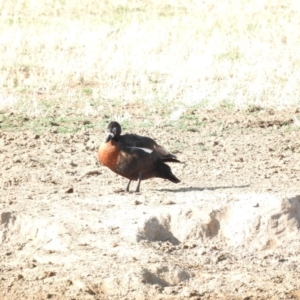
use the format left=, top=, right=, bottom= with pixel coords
left=1, top=109, right=300, bottom=300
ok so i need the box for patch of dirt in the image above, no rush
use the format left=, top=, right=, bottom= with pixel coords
left=1, top=109, right=300, bottom=299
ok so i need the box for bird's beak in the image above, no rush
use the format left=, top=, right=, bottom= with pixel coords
left=105, top=132, right=114, bottom=143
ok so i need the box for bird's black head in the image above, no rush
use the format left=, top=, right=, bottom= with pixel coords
left=105, top=121, right=122, bottom=143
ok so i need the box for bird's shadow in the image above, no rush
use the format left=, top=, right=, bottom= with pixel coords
left=156, top=185, right=250, bottom=193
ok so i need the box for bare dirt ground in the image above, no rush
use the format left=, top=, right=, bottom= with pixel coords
left=1, top=108, right=300, bottom=300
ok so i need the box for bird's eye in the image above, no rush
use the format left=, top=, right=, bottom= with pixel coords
left=112, top=127, right=117, bottom=134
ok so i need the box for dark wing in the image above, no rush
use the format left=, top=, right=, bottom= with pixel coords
left=155, top=144, right=180, bottom=162
left=118, top=134, right=156, bottom=156
left=119, top=134, right=180, bottom=162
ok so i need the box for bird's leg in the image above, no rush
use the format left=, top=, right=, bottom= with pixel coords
left=126, top=180, right=131, bottom=192
left=135, top=174, right=142, bottom=193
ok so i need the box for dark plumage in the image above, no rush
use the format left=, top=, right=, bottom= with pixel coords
left=98, top=121, right=180, bottom=192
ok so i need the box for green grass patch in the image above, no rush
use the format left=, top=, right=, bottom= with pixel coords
left=0, top=113, right=106, bottom=134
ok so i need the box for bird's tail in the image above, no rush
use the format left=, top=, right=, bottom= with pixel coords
left=156, top=161, right=180, bottom=183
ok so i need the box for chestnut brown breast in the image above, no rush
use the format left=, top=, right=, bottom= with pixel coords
left=98, top=140, right=120, bottom=171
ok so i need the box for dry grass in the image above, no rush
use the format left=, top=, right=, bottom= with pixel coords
left=1, top=0, right=300, bottom=117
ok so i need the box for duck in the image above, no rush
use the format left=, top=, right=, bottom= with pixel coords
left=98, top=121, right=180, bottom=192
